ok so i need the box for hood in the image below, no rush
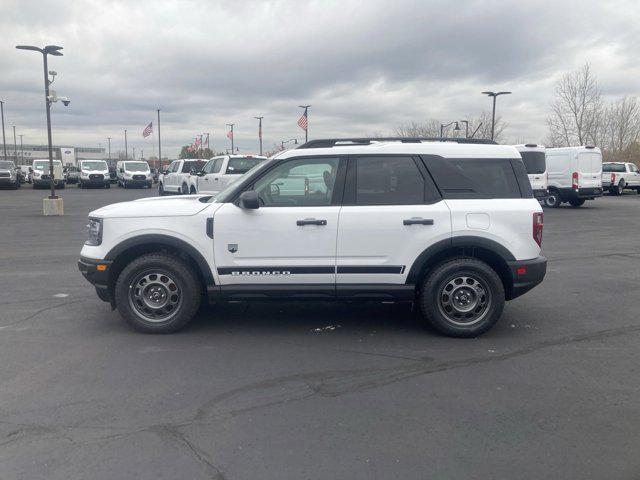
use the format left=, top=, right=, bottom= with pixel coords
left=90, top=195, right=216, bottom=218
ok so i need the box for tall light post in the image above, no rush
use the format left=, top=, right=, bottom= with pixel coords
left=482, top=91, right=511, bottom=141
left=0, top=101, right=7, bottom=161
left=440, top=121, right=460, bottom=138
left=124, top=129, right=128, bottom=160
left=459, top=120, right=469, bottom=138
left=281, top=138, right=298, bottom=150
left=107, top=137, right=112, bottom=165
left=254, top=116, right=263, bottom=156
left=226, top=123, right=234, bottom=153
left=16, top=44, right=64, bottom=200
left=298, top=105, right=310, bottom=143
left=18, top=134, right=24, bottom=164
left=12, top=126, right=17, bottom=163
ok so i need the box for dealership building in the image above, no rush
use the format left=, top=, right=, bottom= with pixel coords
left=0, top=144, right=106, bottom=166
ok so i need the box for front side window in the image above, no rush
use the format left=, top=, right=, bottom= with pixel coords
left=212, top=158, right=224, bottom=174
left=202, top=160, right=215, bottom=174
left=355, top=156, right=426, bottom=205
left=253, top=157, right=340, bottom=207
left=628, top=164, right=638, bottom=173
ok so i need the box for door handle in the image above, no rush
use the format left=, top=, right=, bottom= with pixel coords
left=403, top=218, right=434, bottom=226
left=297, top=218, right=327, bottom=226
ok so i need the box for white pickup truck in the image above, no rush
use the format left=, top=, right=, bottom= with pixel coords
left=189, top=155, right=267, bottom=195
left=602, top=162, right=640, bottom=195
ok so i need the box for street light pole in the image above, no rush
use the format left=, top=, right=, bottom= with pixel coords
left=482, top=91, right=511, bottom=141
left=12, top=126, right=17, bottom=163
left=460, top=120, right=469, bottom=138
left=0, top=101, right=6, bottom=161
left=157, top=109, right=162, bottom=171
left=124, top=129, right=128, bottom=160
left=16, top=44, right=64, bottom=199
left=107, top=137, right=112, bottom=165
left=254, top=116, right=263, bottom=156
left=19, top=134, right=23, bottom=164
left=440, top=121, right=460, bottom=138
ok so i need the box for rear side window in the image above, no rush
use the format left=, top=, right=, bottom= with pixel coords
left=423, top=156, right=523, bottom=199
left=355, top=156, right=431, bottom=205
left=182, top=161, right=205, bottom=173
left=603, top=164, right=625, bottom=172
left=520, top=151, right=546, bottom=174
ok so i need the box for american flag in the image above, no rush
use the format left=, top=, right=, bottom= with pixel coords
left=297, top=112, right=308, bottom=131
left=195, top=136, right=201, bottom=147
left=142, top=122, right=153, bottom=138
left=227, top=129, right=233, bottom=140
left=204, top=134, right=209, bottom=148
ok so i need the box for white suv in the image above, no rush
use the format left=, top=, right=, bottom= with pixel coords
left=190, top=155, right=267, bottom=195
left=79, top=138, right=546, bottom=338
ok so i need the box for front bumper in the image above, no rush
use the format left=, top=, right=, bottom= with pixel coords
left=507, top=256, right=547, bottom=300
left=78, top=257, right=113, bottom=303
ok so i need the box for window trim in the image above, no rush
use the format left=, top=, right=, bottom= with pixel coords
left=343, top=154, right=441, bottom=206
left=230, top=155, right=347, bottom=208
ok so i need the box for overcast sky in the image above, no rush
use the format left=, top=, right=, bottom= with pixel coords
left=0, top=0, right=638, bottom=157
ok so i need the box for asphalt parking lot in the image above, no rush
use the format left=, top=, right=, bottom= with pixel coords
left=1, top=185, right=639, bottom=479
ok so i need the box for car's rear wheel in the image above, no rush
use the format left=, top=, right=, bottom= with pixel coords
left=614, top=181, right=625, bottom=195
left=544, top=191, right=561, bottom=208
left=418, top=258, right=505, bottom=338
left=114, top=253, right=201, bottom=333
left=181, top=183, right=189, bottom=195
left=190, top=186, right=196, bottom=194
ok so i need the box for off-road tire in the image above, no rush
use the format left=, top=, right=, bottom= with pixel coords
left=114, top=253, right=201, bottom=333
left=418, top=257, right=505, bottom=338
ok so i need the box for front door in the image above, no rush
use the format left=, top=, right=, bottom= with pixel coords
left=200, top=158, right=225, bottom=194
left=213, top=156, right=345, bottom=288
left=336, top=155, right=451, bottom=286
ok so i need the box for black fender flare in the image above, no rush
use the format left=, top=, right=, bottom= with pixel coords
left=405, top=236, right=515, bottom=285
left=105, top=234, right=214, bottom=285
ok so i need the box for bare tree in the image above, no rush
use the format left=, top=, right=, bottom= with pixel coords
left=393, top=113, right=507, bottom=142
left=548, top=63, right=602, bottom=146
left=394, top=120, right=441, bottom=138
left=606, top=96, right=640, bottom=158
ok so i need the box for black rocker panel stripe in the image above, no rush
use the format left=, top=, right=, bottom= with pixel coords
left=217, top=266, right=405, bottom=275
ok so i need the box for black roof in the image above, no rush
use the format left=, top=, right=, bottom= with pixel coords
left=297, top=137, right=497, bottom=149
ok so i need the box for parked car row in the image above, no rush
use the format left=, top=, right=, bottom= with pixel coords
left=158, top=155, right=268, bottom=196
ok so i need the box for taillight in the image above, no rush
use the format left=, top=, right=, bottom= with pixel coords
left=572, top=172, right=579, bottom=189
left=533, top=212, right=543, bottom=247
left=611, top=173, right=616, bottom=184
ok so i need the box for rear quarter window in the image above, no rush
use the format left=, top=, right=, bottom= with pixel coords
left=422, top=155, right=526, bottom=199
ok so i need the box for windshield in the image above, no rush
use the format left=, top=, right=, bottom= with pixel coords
left=603, top=163, right=625, bottom=172
left=227, top=157, right=266, bottom=175
left=211, top=158, right=275, bottom=203
left=33, top=160, right=61, bottom=170
left=81, top=161, right=108, bottom=171
left=0, top=161, right=15, bottom=169
left=520, top=151, right=546, bottom=174
left=124, top=162, right=150, bottom=172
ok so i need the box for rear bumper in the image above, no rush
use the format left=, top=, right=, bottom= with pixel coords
left=78, top=257, right=112, bottom=303
left=507, top=256, right=547, bottom=300
left=558, top=187, right=602, bottom=200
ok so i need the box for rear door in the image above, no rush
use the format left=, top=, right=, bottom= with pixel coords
left=577, top=151, right=602, bottom=188
left=336, top=155, right=451, bottom=288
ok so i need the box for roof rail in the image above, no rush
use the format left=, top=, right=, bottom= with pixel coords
left=297, top=137, right=497, bottom=149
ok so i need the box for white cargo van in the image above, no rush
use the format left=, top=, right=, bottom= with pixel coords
left=32, top=159, right=65, bottom=189
left=78, top=160, right=110, bottom=189
left=544, top=146, right=603, bottom=208
left=515, top=144, right=547, bottom=200
left=116, top=160, right=153, bottom=188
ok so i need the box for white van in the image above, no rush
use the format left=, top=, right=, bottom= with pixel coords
left=32, top=159, right=65, bottom=189
left=78, top=160, right=110, bottom=189
left=544, top=146, right=603, bottom=208
left=116, top=160, right=153, bottom=188
left=515, top=144, right=547, bottom=200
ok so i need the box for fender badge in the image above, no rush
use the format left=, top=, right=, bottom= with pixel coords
left=228, top=244, right=238, bottom=253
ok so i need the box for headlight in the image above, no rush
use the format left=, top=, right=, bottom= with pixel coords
left=85, top=218, right=103, bottom=246
left=81, top=172, right=89, bottom=178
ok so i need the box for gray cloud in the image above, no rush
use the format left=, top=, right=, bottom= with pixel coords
left=0, top=0, right=638, bottom=155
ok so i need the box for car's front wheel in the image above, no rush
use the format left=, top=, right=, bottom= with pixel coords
left=418, top=258, right=505, bottom=338
left=114, top=253, right=201, bottom=333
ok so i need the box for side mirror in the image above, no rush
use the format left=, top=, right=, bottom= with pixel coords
left=162, top=170, right=169, bottom=175
left=239, top=190, right=260, bottom=209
